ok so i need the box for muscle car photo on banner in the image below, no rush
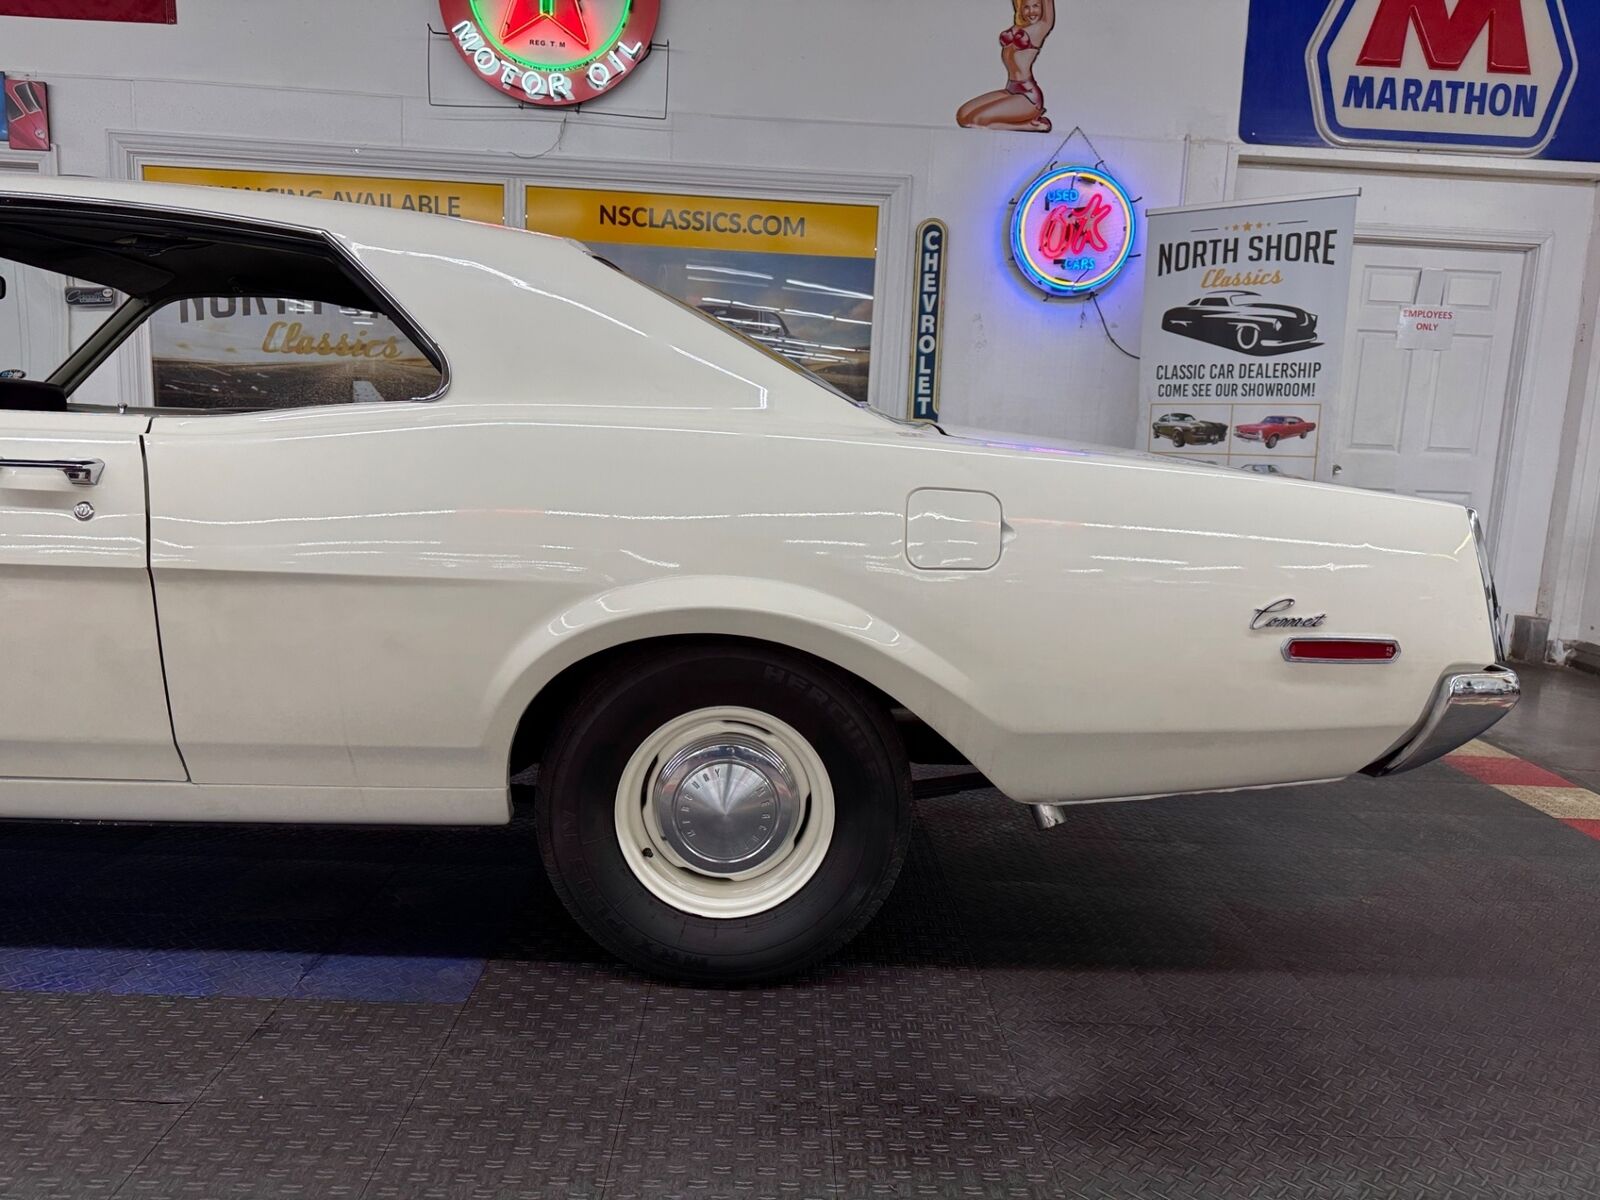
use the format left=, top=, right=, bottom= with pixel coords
left=1141, top=190, right=1357, bottom=474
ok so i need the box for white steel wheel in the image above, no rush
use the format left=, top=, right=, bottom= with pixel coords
left=614, top=706, right=835, bottom=919
left=536, top=643, right=912, bottom=982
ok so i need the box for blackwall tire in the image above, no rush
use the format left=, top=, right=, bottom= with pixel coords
left=1172, top=433, right=1187, bottom=448
left=1265, top=434, right=1280, bottom=449
left=536, top=644, right=913, bottom=983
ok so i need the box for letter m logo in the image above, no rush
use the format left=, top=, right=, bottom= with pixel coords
left=1357, top=0, right=1531, bottom=74
left=1309, top=0, right=1576, bottom=155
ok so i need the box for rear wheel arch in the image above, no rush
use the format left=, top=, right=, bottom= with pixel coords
left=509, top=633, right=937, bottom=781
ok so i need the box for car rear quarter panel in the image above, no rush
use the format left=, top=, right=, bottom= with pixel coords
left=144, top=220, right=1494, bottom=807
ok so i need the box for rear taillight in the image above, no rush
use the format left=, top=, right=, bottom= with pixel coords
left=1283, top=639, right=1400, bottom=664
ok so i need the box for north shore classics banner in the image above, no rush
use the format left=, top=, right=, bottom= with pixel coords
left=1139, top=191, right=1359, bottom=480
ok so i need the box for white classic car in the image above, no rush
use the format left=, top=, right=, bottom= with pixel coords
left=0, top=179, right=1517, bottom=981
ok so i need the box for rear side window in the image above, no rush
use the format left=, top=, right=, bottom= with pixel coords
left=0, top=201, right=445, bottom=414
left=148, top=297, right=441, bottom=411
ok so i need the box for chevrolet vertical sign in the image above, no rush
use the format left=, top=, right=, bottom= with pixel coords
left=907, top=220, right=948, bottom=423
left=1243, top=0, right=1595, bottom=160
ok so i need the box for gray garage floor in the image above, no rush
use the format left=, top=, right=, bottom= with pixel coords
left=0, top=664, right=1597, bottom=1198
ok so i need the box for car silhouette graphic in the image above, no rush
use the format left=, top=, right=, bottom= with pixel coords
left=1162, top=291, right=1320, bottom=356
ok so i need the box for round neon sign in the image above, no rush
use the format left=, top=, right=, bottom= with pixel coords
left=1010, top=166, right=1137, bottom=298
left=440, top=0, right=661, bottom=108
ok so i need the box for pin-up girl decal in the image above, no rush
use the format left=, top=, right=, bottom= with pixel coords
left=957, top=0, right=1056, bottom=132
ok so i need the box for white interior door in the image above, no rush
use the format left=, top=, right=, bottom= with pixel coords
left=1327, top=242, right=1528, bottom=529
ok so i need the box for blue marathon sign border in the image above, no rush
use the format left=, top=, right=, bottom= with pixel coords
left=1242, top=0, right=1597, bottom=161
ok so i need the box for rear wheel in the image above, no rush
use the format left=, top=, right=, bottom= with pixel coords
left=1171, top=432, right=1187, bottom=448
left=536, top=645, right=913, bottom=982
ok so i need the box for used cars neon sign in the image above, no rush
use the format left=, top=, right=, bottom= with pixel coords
left=440, top=0, right=661, bottom=107
left=1010, top=166, right=1137, bottom=298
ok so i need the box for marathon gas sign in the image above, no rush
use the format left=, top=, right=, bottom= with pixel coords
left=1243, top=0, right=1598, bottom=160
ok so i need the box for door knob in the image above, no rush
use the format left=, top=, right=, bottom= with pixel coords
left=1331, top=465, right=1343, bottom=478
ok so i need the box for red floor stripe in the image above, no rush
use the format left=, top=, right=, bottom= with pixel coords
left=1562, top=819, right=1600, bottom=842
left=1445, top=755, right=1575, bottom=789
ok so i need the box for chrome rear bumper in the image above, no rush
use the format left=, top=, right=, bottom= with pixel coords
left=1363, top=666, right=1521, bottom=777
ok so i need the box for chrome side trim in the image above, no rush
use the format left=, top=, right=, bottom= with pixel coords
left=1468, top=509, right=1507, bottom=662
left=1280, top=637, right=1401, bottom=664
left=1364, top=666, right=1521, bottom=777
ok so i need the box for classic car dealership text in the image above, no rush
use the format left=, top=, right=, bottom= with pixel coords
left=2, top=1, right=1600, bottom=1195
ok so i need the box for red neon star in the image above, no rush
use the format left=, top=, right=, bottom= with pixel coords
left=500, top=0, right=591, bottom=49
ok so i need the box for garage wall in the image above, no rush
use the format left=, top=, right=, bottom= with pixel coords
left=8, top=0, right=1600, bottom=654
left=0, top=0, right=1249, bottom=447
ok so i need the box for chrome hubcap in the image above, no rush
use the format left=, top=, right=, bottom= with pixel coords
left=651, top=737, right=802, bottom=877
left=615, top=707, right=836, bottom=920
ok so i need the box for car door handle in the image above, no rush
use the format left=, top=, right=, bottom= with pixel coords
left=0, top=458, right=105, bottom=485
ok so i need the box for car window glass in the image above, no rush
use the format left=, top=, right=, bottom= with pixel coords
left=1201, top=297, right=1228, bottom=307
left=0, top=255, right=114, bottom=385
left=146, top=297, right=442, bottom=411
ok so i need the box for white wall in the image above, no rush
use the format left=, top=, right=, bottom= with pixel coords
left=8, top=0, right=1600, bottom=649
left=0, top=0, right=1250, bottom=448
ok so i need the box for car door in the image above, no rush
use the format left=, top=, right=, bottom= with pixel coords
left=0, top=409, right=185, bottom=783
left=138, top=290, right=456, bottom=789
left=0, top=253, right=185, bottom=782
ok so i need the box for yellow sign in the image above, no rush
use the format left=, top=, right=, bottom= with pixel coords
left=526, top=186, right=879, bottom=258
left=140, top=166, right=507, bottom=225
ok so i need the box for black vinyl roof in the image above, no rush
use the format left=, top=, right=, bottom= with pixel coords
left=0, top=197, right=374, bottom=309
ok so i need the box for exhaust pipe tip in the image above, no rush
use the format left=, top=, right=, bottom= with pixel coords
left=1031, top=803, right=1069, bottom=831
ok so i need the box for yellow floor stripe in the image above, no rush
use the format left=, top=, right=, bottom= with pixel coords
left=1498, top=785, right=1600, bottom=820
left=1448, top=739, right=1517, bottom=760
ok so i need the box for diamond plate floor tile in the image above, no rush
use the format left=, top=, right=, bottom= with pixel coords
left=1183, top=1023, right=1599, bottom=1144
left=830, top=1088, right=1058, bottom=1200
left=1239, top=895, right=1565, bottom=978
left=119, top=1100, right=404, bottom=1199
left=980, top=965, right=1169, bottom=1028
left=1135, top=967, right=1326, bottom=1031
left=416, top=965, right=648, bottom=1108
left=603, top=983, right=836, bottom=1198
left=202, top=999, right=457, bottom=1109
left=0, top=1097, right=179, bottom=1199
left=365, top=1099, right=614, bottom=1200
left=0, top=992, right=86, bottom=1078
left=0, top=995, right=274, bottom=1103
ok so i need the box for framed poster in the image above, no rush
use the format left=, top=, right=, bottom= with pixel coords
left=526, top=185, right=880, bottom=403
left=1140, top=190, right=1359, bottom=479
left=0, top=0, right=175, bottom=20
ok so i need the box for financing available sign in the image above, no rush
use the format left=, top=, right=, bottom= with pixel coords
left=1140, top=191, right=1359, bottom=478
left=1243, top=0, right=1594, bottom=159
